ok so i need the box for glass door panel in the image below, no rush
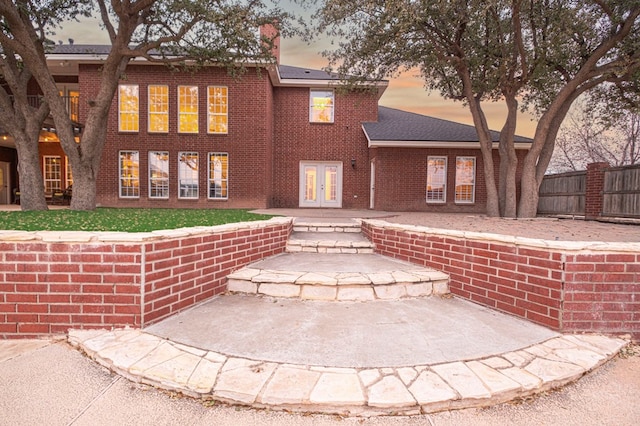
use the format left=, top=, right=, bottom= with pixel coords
left=304, top=166, right=317, bottom=203
left=299, top=162, right=342, bottom=208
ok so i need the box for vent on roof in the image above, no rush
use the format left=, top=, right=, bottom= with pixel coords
left=304, top=70, right=311, bottom=74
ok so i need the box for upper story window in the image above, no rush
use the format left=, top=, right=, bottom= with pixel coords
left=309, top=89, right=334, bottom=123
left=178, top=86, right=199, bottom=133
left=118, top=85, right=139, bottom=132
left=148, top=85, right=169, bottom=133
left=455, top=156, right=476, bottom=204
left=426, top=156, right=447, bottom=203
left=208, top=86, right=228, bottom=134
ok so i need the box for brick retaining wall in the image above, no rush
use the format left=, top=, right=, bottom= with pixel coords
left=362, top=220, right=640, bottom=339
left=0, top=218, right=291, bottom=338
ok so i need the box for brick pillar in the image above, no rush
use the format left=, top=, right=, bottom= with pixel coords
left=585, top=162, right=609, bottom=220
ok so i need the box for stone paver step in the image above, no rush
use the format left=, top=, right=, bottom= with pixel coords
left=292, top=219, right=361, bottom=234
left=227, top=253, right=449, bottom=301
left=68, top=328, right=628, bottom=417
left=286, top=231, right=374, bottom=254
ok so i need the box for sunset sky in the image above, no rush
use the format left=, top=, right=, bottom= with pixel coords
left=56, top=6, right=538, bottom=138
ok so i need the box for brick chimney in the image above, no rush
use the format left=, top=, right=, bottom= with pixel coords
left=260, top=23, right=280, bottom=64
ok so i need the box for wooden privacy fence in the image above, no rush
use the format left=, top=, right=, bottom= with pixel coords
left=538, top=162, right=640, bottom=220
left=538, top=171, right=586, bottom=216
left=603, top=164, right=640, bottom=218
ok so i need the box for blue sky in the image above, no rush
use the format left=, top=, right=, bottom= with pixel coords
left=55, top=6, right=536, bottom=138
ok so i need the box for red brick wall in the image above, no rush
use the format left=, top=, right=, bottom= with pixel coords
left=0, top=219, right=291, bottom=338
left=564, top=252, right=640, bottom=337
left=142, top=221, right=291, bottom=324
left=271, top=87, right=378, bottom=209
left=79, top=63, right=274, bottom=209
left=0, top=241, right=143, bottom=337
left=362, top=221, right=639, bottom=338
left=371, top=148, right=528, bottom=212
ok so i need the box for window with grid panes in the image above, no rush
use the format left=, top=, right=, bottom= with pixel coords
left=426, top=156, right=447, bottom=203
left=208, top=153, right=228, bottom=199
left=178, top=86, right=198, bottom=133
left=149, top=151, right=169, bottom=198
left=118, top=85, right=139, bottom=132
left=178, top=152, right=199, bottom=198
left=207, top=86, right=228, bottom=134
left=148, top=85, right=169, bottom=132
left=455, top=156, right=476, bottom=203
left=119, top=151, right=140, bottom=198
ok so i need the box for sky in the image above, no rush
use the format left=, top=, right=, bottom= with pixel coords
left=56, top=7, right=538, bottom=138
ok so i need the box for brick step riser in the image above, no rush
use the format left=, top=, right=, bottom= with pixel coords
left=292, top=226, right=362, bottom=233
left=227, top=278, right=450, bottom=301
left=286, top=246, right=375, bottom=254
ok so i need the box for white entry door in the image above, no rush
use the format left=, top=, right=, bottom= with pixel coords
left=299, top=162, right=343, bottom=208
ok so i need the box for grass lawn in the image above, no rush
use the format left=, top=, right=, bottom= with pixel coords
left=0, top=208, right=274, bottom=232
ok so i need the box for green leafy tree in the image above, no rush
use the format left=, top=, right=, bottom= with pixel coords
left=0, top=0, right=289, bottom=211
left=0, top=0, right=90, bottom=210
left=308, top=0, right=640, bottom=217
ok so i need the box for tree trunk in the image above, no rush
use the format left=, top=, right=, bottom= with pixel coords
left=13, top=133, right=48, bottom=211
left=519, top=87, right=583, bottom=218
left=498, top=94, right=518, bottom=218
left=464, top=92, right=500, bottom=217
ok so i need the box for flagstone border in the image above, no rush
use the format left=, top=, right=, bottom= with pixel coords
left=68, top=328, right=627, bottom=416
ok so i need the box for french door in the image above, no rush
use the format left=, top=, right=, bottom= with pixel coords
left=299, top=162, right=343, bottom=208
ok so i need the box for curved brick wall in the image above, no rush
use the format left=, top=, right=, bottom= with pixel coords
left=0, top=218, right=292, bottom=338
left=362, top=220, right=640, bottom=340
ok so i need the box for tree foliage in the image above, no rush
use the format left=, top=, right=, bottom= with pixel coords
left=550, top=103, right=640, bottom=172
left=306, top=0, right=640, bottom=217
left=0, top=0, right=91, bottom=210
left=0, top=0, right=290, bottom=210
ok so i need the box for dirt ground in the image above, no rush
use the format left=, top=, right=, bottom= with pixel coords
left=383, top=213, right=640, bottom=242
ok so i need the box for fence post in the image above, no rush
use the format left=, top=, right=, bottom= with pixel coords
left=585, top=162, right=609, bottom=220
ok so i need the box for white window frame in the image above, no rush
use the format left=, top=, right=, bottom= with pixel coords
left=118, top=84, right=139, bottom=132
left=309, top=89, right=335, bottom=123
left=455, top=156, right=476, bottom=204
left=119, top=150, right=140, bottom=198
left=43, top=156, right=62, bottom=193
left=207, top=86, right=228, bottom=134
left=65, top=156, right=73, bottom=188
left=148, top=151, right=169, bottom=199
left=208, top=152, right=229, bottom=200
left=148, top=85, right=169, bottom=133
left=178, top=85, right=199, bottom=133
left=178, top=151, right=199, bottom=199
left=426, top=156, right=447, bottom=204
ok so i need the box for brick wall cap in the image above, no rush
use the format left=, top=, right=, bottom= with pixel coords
left=362, top=219, right=640, bottom=252
left=0, top=230, right=37, bottom=241
left=0, top=217, right=293, bottom=243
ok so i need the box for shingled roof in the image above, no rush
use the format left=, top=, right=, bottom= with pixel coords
left=278, top=65, right=341, bottom=81
left=363, top=106, right=533, bottom=148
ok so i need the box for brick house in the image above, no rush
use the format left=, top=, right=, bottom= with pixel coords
left=0, top=39, right=531, bottom=212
